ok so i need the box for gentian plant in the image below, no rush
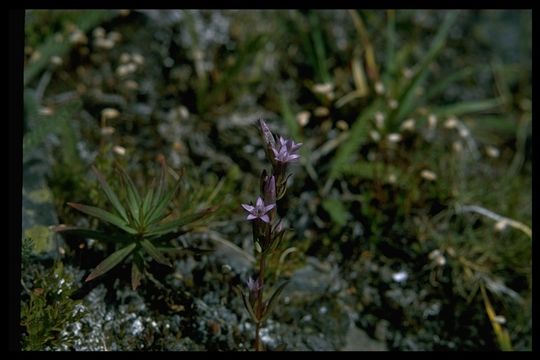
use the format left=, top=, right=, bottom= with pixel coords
left=238, top=119, right=302, bottom=351
left=54, top=158, right=215, bottom=290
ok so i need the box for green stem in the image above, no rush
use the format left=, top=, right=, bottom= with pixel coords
left=254, top=254, right=266, bottom=351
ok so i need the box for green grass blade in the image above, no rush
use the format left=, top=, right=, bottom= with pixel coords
left=425, top=66, right=478, bottom=102
left=322, top=198, right=350, bottom=227
left=329, top=99, right=381, bottom=179
left=146, top=207, right=216, bottom=237
left=431, top=98, right=503, bottom=118
left=140, top=239, right=172, bottom=267
left=67, top=202, right=136, bottom=235
left=308, top=11, right=331, bottom=83
left=235, top=286, right=258, bottom=322
left=280, top=94, right=317, bottom=181
left=383, top=9, right=396, bottom=86
left=85, top=242, right=137, bottom=282
left=23, top=100, right=81, bottom=158
left=261, top=281, right=290, bottom=322
left=91, top=166, right=128, bottom=223
left=389, top=11, right=459, bottom=127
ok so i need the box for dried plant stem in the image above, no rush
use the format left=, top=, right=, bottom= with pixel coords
left=456, top=204, right=532, bottom=238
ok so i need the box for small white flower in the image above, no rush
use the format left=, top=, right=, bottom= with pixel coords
left=370, top=130, right=381, bottom=142
left=314, top=106, right=330, bottom=117
left=112, top=146, right=126, bottom=156
left=494, top=220, right=508, bottom=232
left=444, top=117, right=458, bottom=129
left=120, top=53, right=131, bottom=64
left=375, top=81, right=385, bottom=95
left=392, top=271, right=408, bottom=283
left=132, top=53, right=145, bottom=66
left=420, top=170, right=437, bottom=181
left=402, top=67, right=414, bottom=79
left=485, top=145, right=500, bottom=158
left=387, top=133, right=402, bottom=143
left=101, top=108, right=120, bottom=120
left=458, top=126, right=470, bottom=138
left=400, top=118, right=415, bottom=132
left=428, top=114, right=438, bottom=129
left=453, top=141, right=463, bottom=153
left=100, top=126, right=115, bottom=136
left=93, top=27, right=106, bottom=39
left=336, top=120, right=349, bottom=131
left=50, top=56, right=63, bottom=66
left=296, top=111, right=310, bottom=127
left=312, top=83, right=334, bottom=95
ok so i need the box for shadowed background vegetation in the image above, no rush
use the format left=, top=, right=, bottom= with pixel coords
left=21, top=9, right=531, bottom=351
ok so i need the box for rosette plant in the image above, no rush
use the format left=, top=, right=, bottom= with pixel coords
left=54, top=158, right=215, bottom=290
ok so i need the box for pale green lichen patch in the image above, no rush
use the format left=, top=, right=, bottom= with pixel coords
left=24, top=225, right=55, bottom=254
left=27, top=188, right=54, bottom=204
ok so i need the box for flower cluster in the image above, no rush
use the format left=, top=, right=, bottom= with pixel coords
left=238, top=119, right=302, bottom=351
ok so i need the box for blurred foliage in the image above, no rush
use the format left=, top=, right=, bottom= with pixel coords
left=21, top=9, right=531, bottom=351
left=20, top=262, right=86, bottom=350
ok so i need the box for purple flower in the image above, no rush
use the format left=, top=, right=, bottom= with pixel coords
left=247, top=277, right=262, bottom=293
left=272, top=136, right=303, bottom=163
left=241, top=196, right=276, bottom=223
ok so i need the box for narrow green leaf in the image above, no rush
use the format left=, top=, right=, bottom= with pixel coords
left=92, top=166, right=128, bottom=223
left=308, top=10, right=331, bottom=83
left=329, top=100, right=381, bottom=179
left=261, top=281, right=289, bottom=322
left=118, top=167, right=141, bottom=226
left=235, top=286, right=259, bottom=322
left=151, top=159, right=168, bottom=212
left=140, top=239, right=172, bottom=267
left=431, top=98, right=502, bottom=118
left=425, top=66, right=477, bottom=102
left=51, top=225, right=128, bottom=243
left=145, top=207, right=216, bottom=237
left=157, top=247, right=213, bottom=255
left=145, top=176, right=182, bottom=227
left=280, top=94, right=300, bottom=141
left=322, top=199, right=350, bottom=227
left=383, top=9, right=396, bottom=86
left=86, top=243, right=137, bottom=282
left=67, top=202, right=137, bottom=235
left=141, top=183, right=155, bottom=224
left=389, top=11, right=459, bottom=126
left=280, top=94, right=317, bottom=181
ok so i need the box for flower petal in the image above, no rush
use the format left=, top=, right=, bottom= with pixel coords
left=260, top=214, right=270, bottom=223
left=241, top=204, right=254, bottom=212
left=264, top=203, right=276, bottom=212
left=256, top=196, right=264, bottom=208
left=247, top=214, right=257, bottom=220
